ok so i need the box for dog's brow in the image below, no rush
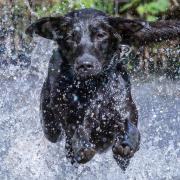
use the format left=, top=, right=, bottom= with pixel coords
left=89, top=17, right=109, bottom=27
left=73, top=17, right=109, bottom=36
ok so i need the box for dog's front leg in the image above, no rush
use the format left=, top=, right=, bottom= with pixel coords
left=40, top=82, right=62, bottom=143
left=71, top=125, right=96, bottom=164
left=112, top=118, right=140, bottom=170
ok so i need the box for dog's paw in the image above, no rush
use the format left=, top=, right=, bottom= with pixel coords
left=112, top=140, right=135, bottom=158
left=113, top=121, right=140, bottom=158
left=74, top=147, right=96, bottom=164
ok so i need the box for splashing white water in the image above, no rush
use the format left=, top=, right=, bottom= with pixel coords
left=0, top=38, right=180, bottom=180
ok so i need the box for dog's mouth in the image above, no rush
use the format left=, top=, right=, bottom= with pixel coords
left=75, top=70, right=101, bottom=80
left=74, top=64, right=102, bottom=79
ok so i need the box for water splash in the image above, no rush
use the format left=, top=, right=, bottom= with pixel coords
left=0, top=38, right=180, bottom=180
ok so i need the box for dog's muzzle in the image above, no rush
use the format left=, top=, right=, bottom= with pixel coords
left=75, top=54, right=102, bottom=78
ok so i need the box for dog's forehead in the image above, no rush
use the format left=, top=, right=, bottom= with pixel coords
left=72, top=16, right=109, bottom=33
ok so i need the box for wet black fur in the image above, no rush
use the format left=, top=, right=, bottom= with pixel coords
left=26, top=8, right=180, bottom=170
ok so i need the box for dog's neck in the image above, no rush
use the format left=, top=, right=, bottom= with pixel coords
left=59, top=62, right=112, bottom=102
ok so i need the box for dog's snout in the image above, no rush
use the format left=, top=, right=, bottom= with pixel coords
left=77, top=61, right=94, bottom=72
left=75, top=54, right=102, bottom=78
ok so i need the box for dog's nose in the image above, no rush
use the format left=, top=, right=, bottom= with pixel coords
left=77, top=61, right=94, bottom=73
left=75, top=54, right=102, bottom=78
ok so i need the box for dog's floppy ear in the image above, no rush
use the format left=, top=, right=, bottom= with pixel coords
left=109, top=17, right=143, bottom=34
left=26, top=16, right=71, bottom=40
left=132, top=20, right=180, bottom=45
left=109, top=17, right=180, bottom=46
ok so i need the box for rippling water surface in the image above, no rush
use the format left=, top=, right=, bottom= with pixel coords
left=0, top=38, right=180, bottom=180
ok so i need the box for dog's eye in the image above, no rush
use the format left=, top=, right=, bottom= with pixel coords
left=96, top=32, right=108, bottom=40
left=65, top=31, right=81, bottom=44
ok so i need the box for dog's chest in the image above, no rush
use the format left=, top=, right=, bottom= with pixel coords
left=84, top=75, right=128, bottom=124
left=54, top=73, right=128, bottom=126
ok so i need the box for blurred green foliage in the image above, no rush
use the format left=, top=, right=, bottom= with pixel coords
left=34, top=0, right=170, bottom=21
left=7, top=0, right=171, bottom=21
left=120, top=0, right=170, bottom=21
left=36, top=0, right=114, bottom=17
left=137, top=0, right=170, bottom=21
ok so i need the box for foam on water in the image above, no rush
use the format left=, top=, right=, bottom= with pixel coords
left=0, top=38, right=180, bottom=180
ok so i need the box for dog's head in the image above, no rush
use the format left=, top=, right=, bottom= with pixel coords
left=26, top=8, right=143, bottom=79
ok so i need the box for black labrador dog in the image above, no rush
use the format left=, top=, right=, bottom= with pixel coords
left=26, top=8, right=180, bottom=170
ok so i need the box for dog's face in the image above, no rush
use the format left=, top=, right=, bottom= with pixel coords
left=26, top=9, right=143, bottom=79
left=58, top=14, right=118, bottom=79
